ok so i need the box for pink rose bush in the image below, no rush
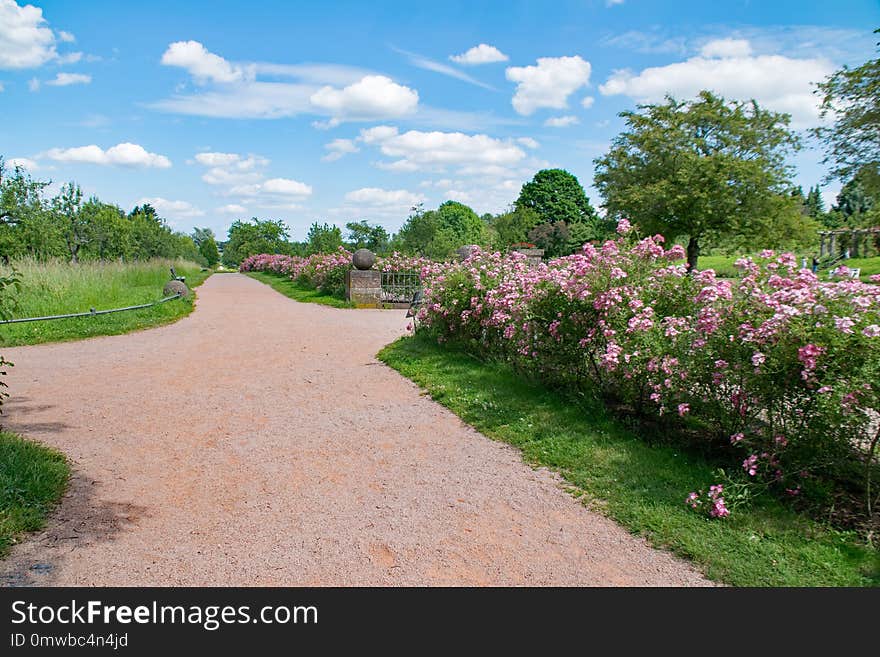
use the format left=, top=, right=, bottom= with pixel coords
left=416, top=229, right=880, bottom=520
left=240, top=248, right=352, bottom=296
left=240, top=250, right=432, bottom=299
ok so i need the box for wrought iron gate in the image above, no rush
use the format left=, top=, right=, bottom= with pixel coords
left=380, top=271, right=420, bottom=303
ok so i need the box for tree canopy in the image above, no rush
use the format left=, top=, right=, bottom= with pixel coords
left=813, top=29, right=880, bottom=192
left=515, top=169, right=599, bottom=226
left=222, top=218, right=292, bottom=266
left=594, top=91, right=805, bottom=269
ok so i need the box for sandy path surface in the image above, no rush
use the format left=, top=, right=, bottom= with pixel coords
left=0, top=273, right=710, bottom=586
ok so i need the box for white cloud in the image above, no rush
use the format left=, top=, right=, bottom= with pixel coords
left=344, top=187, right=423, bottom=207
left=194, top=152, right=242, bottom=167
left=581, top=96, right=595, bottom=109
left=6, top=156, right=38, bottom=170
left=27, top=76, right=39, bottom=91
left=310, top=75, right=418, bottom=122
left=598, top=40, right=835, bottom=128
left=449, top=44, right=509, bottom=65
left=322, top=138, right=359, bottom=162
left=45, top=72, right=91, bottom=86
left=217, top=204, right=247, bottom=214
left=0, top=0, right=56, bottom=69
left=357, top=125, right=527, bottom=175
left=700, top=38, right=752, bottom=58
left=193, top=152, right=269, bottom=185
left=506, top=56, right=592, bottom=116
left=262, top=178, right=312, bottom=196
left=137, top=197, right=204, bottom=219
left=394, top=46, right=494, bottom=90
left=57, top=51, right=81, bottom=64
left=544, top=115, right=580, bottom=128
left=45, top=143, right=172, bottom=168
left=161, top=40, right=245, bottom=84
left=517, top=137, right=540, bottom=149
left=57, top=30, right=74, bottom=43
left=606, top=0, right=625, bottom=6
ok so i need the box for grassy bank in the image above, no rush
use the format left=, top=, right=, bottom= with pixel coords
left=246, top=271, right=354, bottom=308
left=0, top=431, right=69, bottom=557
left=379, top=335, right=879, bottom=586
left=0, top=258, right=211, bottom=346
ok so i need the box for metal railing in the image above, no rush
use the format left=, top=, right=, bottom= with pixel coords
left=0, top=292, right=183, bottom=325
left=380, top=271, right=421, bottom=303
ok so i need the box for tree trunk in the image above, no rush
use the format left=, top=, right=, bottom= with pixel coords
left=686, top=236, right=700, bottom=272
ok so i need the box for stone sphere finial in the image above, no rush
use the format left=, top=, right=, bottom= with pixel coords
left=352, top=248, right=376, bottom=270
left=163, top=280, right=189, bottom=298
left=456, top=245, right=479, bottom=262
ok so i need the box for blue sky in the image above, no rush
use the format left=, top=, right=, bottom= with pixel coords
left=1, top=0, right=878, bottom=241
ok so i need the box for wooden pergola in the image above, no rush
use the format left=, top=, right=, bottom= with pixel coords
left=817, top=227, right=880, bottom=258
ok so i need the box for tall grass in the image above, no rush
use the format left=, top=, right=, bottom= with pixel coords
left=0, top=258, right=211, bottom=346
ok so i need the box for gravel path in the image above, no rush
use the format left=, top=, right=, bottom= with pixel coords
left=0, top=273, right=710, bottom=586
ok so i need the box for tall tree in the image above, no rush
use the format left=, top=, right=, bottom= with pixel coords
left=345, top=220, right=390, bottom=253
left=805, top=185, right=825, bottom=219
left=813, top=29, right=880, bottom=193
left=515, top=169, right=599, bottom=226
left=53, top=183, right=89, bottom=263
left=306, top=222, right=343, bottom=254
left=199, top=236, right=220, bottom=266
left=191, top=227, right=216, bottom=247
left=223, top=218, right=291, bottom=266
left=594, top=91, right=802, bottom=270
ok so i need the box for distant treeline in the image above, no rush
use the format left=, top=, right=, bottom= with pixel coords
left=0, top=158, right=205, bottom=264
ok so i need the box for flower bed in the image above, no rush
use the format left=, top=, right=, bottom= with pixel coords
left=415, top=221, right=880, bottom=526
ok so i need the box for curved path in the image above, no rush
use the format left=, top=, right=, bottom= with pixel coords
left=1, top=274, right=710, bottom=586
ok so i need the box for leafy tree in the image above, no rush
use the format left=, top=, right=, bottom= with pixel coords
left=835, top=166, right=877, bottom=218
left=345, top=220, right=389, bottom=253
left=306, top=222, right=343, bottom=254
left=488, top=207, right=540, bottom=250
left=805, top=185, right=825, bottom=219
left=199, top=236, right=220, bottom=266
left=515, top=169, right=599, bottom=226
left=594, top=91, right=802, bottom=270
left=814, top=29, right=880, bottom=193
left=434, top=200, right=486, bottom=247
left=527, top=221, right=570, bottom=258
left=191, top=227, right=215, bottom=247
left=393, top=201, right=487, bottom=259
left=80, top=199, right=130, bottom=260
left=223, top=218, right=291, bottom=266
left=52, top=183, right=90, bottom=262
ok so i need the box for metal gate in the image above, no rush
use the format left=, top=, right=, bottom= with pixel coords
left=380, top=271, right=420, bottom=303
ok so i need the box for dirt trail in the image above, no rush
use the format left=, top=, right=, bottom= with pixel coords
left=0, top=273, right=710, bottom=586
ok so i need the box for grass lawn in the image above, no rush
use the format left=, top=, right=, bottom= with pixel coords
left=698, top=254, right=880, bottom=282
left=379, top=334, right=880, bottom=586
left=0, top=431, right=69, bottom=557
left=0, top=258, right=211, bottom=347
left=246, top=271, right=354, bottom=309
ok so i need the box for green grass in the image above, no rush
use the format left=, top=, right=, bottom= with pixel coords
left=698, top=254, right=880, bottom=282
left=0, top=258, right=212, bottom=346
left=379, top=335, right=880, bottom=586
left=0, top=431, right=69, bottom=557
left=246, top=271, right=355, bottom=308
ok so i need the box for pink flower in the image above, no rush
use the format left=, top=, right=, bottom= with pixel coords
left=616, top=218, right=633, bottom=234
left=677, top=403, right=690, bottom=417
left=730, top=432, right=744, bottom=444
left=834, top=316, right=855, bottom=334
left=743, top=454, right=759, bottom=476
left=863, top=325, right=880, bottom=338
left=751, top=352, right=766, bottom=367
